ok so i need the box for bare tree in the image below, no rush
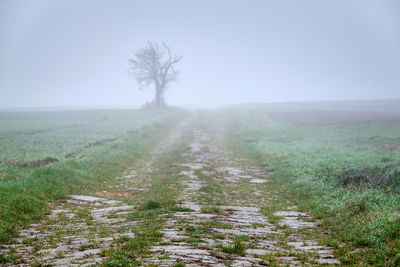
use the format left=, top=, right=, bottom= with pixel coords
left=128, top=42, right=182, bottom=107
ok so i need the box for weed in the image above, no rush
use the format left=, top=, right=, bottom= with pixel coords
left=221, top=238, right=246, bottom=256
left=75, top=208, right=93, bottom=221
left=211, top=233, right=225, bottom=239
left=142, top=200, right=161, bottom=210
left=251, top=222, right=265, bottom=228
left=201, top=220, right=234, bottom=230
left=260, top=206, right=282, bottom=224
left=101, top=249, right=140, bottom=266
left=201, top=206, right=222, bottom=214
left=172, top=262, right=185, bottom=267
left=55, top=252, right=65, bottom=259
left=0, top=254, right=12, bottom=263
left=22, top=237, right=39, bottom=246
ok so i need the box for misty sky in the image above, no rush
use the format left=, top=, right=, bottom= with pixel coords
left=1, top=0, right=399, bottom=108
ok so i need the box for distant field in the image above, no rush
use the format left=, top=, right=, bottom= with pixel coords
left=243, top=100, right=400, bottom=125
left=225, top=100, right=400, bottom=265
left=0, top=109, right=172, bottom=162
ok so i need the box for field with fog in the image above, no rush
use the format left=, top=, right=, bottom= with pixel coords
left=0, top=108, right=186, bottom=256
left=2, top=0, right=399, bottom=265
left=1, top=100, right=400, bottom=266
left=224, top=100, right=400, bottom=265
left=0, top=109, right=179, bottom=162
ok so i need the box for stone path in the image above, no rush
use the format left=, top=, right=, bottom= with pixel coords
left=141, top=125, right=340, bottom=266
left=1, top=115, right=340, bottom=266
left=0, top=195, right=136, bottom=266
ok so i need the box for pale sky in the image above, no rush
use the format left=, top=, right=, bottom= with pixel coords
left=1, top=0, right=399, bottom=108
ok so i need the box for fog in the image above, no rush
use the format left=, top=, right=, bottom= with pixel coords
left=1, top=0, right=399, bottom=109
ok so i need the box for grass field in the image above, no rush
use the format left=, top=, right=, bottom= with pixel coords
left=0, top=107, right=186, bottom=247
left=1, top=100, right=400, bottom=265
left=0, top=109, right=180, bottom=162
left=223, top=100, right=400, bottom=265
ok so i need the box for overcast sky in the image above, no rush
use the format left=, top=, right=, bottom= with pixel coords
left=1, top=0, right=399, bottom=108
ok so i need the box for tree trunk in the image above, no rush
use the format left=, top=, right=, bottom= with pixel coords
left=160, top=91, right=165, bottom=107
left=155, top=86, right=163, bottom=107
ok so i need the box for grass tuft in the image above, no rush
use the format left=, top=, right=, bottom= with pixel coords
left=221, top=237, right=247, bottom=256
left=141, top=200, right=161, bottom=210
left=201, top=206, right=222, bottom=214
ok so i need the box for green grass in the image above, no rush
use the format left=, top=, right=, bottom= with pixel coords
left=129, top=206, right=192, bottom=221
left=201, top=206, right=222, bottom=214
left=0, top=109, right=180, bottom=162
left=211, top=233, right=225, bottom=239
left=223, top=101, right=400, bottom=266
left=260, top=206, right=283, bottom=224
left=3, top=101, right=400, bottom=265
left=55, top=252, right=65, bottom=259
left=221, top=236, right=248, bottom=256
left=100, top=249, right=141, bottom=266
left=0, top=107, right=186, bottom=248
left=196, top=170, right=224, bottom=205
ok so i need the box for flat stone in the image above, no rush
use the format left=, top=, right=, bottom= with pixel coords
left=151, top=245, right=220, bottom=264
left=174, top=212, right=217, bottom=220
left=103, top=199, right=123, bottom=205
left=180, top=163, right=204, bottom=170
left=70, top=248, right=102, bottom=258
left=279, top=218, right=316, bottom=229
left=70, top=195, right=106, bottom=203
left=249, top=178, right=268, bottom=184
left=215, top=166, right=245, bottom=176
left=213, top=227, right=274, bottom=236
left=92, top=205, right=133, bottom=214
left=274, top=211, right=308, bottom=217
left=231, top=256, right=264, bottom=266
left=245, top=248, right=270, bottom=255
left=180, top=170, right=198, bottom=179
left=278, top=256, right=302, bottom=265
left=299, top=245, right=325, bottom=251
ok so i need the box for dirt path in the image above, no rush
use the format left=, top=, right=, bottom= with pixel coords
left=1, top=114, right=339, bottom=266
left=141, top=121, right=339, bottom=266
